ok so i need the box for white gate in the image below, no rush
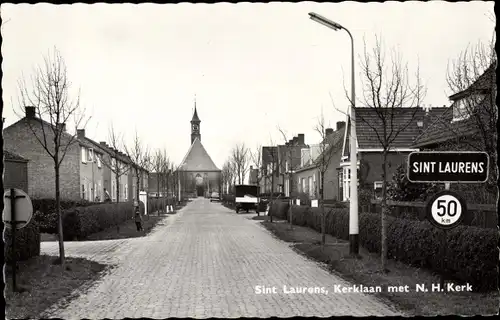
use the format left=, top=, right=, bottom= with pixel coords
left=139, top=191, right=148, bottom=215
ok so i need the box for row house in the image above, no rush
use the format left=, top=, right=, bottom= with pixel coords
left=340, top=106, right=447, bottom=201
left=277, top=134, right=307, bottom=197
left=294, top=122, right=345, bottom=200
left=260, top=146, right=280, bottom=195
left=3, top=106, right=149, bottom=202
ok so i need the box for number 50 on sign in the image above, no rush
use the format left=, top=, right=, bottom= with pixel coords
left=426, top=191, right=467, bottom=229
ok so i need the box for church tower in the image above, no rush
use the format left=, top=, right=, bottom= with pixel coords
left=190, top=98, right=201, bottom=145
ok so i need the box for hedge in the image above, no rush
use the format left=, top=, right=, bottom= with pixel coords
left=33, top=198, right=104, bottom=233
left=4, top=220, right=41, bottom=263
left=269, top=202, right=498, bottom=292
left=147, top=197, right=175, bottom=214
left=62, top=202, right=134, bottom=240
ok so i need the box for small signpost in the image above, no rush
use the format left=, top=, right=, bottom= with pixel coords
left=3, top=188, right=34, bottom=292
left=407, top=151, right=489, bottom=287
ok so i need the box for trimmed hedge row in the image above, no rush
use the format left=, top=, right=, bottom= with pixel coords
left=33, top=198, right=104, bottom=233
left=4, top=220, right=41, bottom=263
left=269, top=202, right=498, bottom=292
left=62, top=202, right=135, bottom=240
left=148, top=197, right=175, bottom=214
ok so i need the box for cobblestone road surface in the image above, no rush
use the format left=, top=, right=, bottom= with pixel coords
left=41, top=198, right=403, bottom=318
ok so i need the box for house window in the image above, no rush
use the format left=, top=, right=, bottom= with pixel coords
left=452, top=94, right=486, bottom=122
left=374, top=181, right=383, bottom=200
left=81, top=147, right=87, bottom=163
left=87, top=148, right=94, bottom=162
left=111, top=180, right=116, bottom=201
left=81, top=184, right=85, bottom=199
left=112, top=158, right=116, bottom=170
left=124, top=183, right=128, bottom=201
left=301, top=178, right=306, bottom=195
left=338, top=171, right=343, bottom=200
left=285, top=160, right=289, bottom=173
left=312, top=174, right=316, bottom=198
left=343, top=167, right=351, bottom=201
left=96, top=155, right=102, bottom=168
left=308, top=176, right=313, bottom=197
left=97, top=181, right=102, bottom=201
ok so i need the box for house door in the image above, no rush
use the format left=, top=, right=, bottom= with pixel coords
left=196, top=186, right=204, bottom=197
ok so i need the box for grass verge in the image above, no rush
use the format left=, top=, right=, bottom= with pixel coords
left=261, top=220, right=499, bottom=316
left=5, top=255, right=110, bottom=319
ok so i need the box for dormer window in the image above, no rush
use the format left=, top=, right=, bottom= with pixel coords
left=452, top=94, right=486, bottom=122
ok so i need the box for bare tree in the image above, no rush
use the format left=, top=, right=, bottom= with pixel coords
left=100, top=123, right=131, bottom=203
left=124, top=129, right=151, bottom=207
left=356, top=36, right=426, bottom=272
left=17, top=47, right=89, bottom=267
left=443, top=37, right=497, bottom=193
left=159, top=150, right=171, bottom=213
left=250, top=144, right=264, bottom=188
left=264, top=136, right=283, bottom=223
left=314, top=113, right=342, bottom=245
left=221, top=159, right=234, bottom=195
left=231, top=143, right=250, bottom=185
left=277, top=127, right=295, bottom=227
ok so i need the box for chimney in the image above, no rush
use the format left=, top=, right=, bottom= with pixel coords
left=77, top=129, right=85, bottom=139
left=292, top=137, right=298, bottom=145
left=297, top=134, right=305, bottom=145
left=250, top=165, right=253, bottom=170
left=336, top=121, right=346, bottom=131
left=325, top=128, right=334, bottom=136
left=100, top=141, right=107, bottom=148
left=25, top=106, right=36, bottom=119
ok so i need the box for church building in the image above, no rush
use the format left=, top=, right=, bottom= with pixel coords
left=177, top=102, right=222, bottom=199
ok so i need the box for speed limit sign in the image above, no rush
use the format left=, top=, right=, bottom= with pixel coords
left=426, top=190, right=467, bottom=229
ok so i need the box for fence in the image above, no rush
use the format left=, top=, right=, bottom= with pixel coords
left=370, top=199, right=497, bottom=229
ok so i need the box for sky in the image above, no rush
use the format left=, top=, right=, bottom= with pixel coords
left=1, top=2, right=495, bottom=169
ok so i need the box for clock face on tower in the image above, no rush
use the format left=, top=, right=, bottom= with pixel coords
left=192, top=124, right=199, bottom=131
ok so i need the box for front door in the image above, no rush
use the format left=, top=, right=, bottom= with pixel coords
left=196, top=186, right=204, bottom=197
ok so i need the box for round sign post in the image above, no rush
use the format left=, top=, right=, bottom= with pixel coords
left=3, top=188, right=33, bottom=293
left=426, top=189, right=467, bottom=287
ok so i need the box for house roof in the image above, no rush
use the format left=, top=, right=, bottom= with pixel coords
left=412, top=97, right=492, bottom=148
left=179, top=138, right=220, bottom=171
left=4, top=150, right=29, bottom=162
left=413, top=63, right=496, bottom=148
left=296, top=129, right=344, bottom=173
left=354, top=107, right=448, bottom=149
left=449, top=63, right=496, bottom=100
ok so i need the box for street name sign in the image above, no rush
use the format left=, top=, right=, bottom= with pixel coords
left=3, top=189, right=33, bottom=229
left=408, top=151, right=489, bottom=183
left=426, top=190, right=467, bottom=229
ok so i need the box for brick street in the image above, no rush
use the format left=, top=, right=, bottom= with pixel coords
left=40, top=198, right=403, bottom=318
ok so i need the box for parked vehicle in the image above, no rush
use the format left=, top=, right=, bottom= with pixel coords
left=234, top=184, right=260, bottom=213
left=210, top=192, right=221, bottom=202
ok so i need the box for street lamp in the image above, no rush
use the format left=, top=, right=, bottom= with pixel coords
left=309, top=12, right=359, bottom=256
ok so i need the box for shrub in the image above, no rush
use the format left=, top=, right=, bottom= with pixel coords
left=4, top=220, right=41, bottom=263
left=359, top=212, right=498, bottom=292
left=62, top=202, right=134, bottom=240
left=387, top=163, right=440, bottom=202
left=32, top=198, right=104, bottom=234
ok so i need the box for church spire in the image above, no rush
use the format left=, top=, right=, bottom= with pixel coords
left=191, top=94, right=200, bottom=122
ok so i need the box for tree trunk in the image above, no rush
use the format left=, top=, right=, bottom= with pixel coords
left=270, top=164, right=274, bottom=223
left=381, top=150, right=389, bottom=273
left=55, top=162, right=65, bottom=267
left=321, top=171, right=326, bottom=245
left=157, top=173, right=160, bottom=214
left=115, top=171, right=120, bottom=203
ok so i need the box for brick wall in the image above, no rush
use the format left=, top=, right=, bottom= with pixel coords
left=3, top=120, right=81, bottom=200
left=4, top=160, right=29, bottom=192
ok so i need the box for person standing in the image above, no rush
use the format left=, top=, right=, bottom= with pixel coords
left=134, top=206, right=143, bottom=232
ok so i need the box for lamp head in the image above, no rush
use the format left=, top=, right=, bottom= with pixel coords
left=308, top=12, right=343, bottom=31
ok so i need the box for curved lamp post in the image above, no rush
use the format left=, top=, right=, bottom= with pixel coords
left=308, top=12, right=359, bottom=256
